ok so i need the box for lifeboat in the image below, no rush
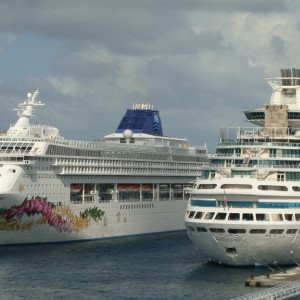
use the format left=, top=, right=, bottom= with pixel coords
left=70, top=184, right=81, bottom=194
left=142, top=185, right=152, bottom=191
left=117, top=184, right=141, bottom=191
left=127, top=185, right=140, bottom=191
left=117, top=185, right=129, bottom=191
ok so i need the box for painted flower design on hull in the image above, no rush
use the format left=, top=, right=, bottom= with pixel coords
left=0, top=197, right=104, bottom=232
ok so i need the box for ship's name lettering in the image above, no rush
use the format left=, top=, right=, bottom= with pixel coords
left=217, top=237, right=243, bottom=242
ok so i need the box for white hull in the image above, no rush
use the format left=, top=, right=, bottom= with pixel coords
left=185, top=206, right=300, bottom=266
left=184, top=69, right=300, bottom=266
left=0, top=92, right=207, bottom=246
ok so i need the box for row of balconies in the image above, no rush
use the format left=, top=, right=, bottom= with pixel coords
left=59, top=166, right=200, bottom=175
left=53, top=158, right=202, bottom=170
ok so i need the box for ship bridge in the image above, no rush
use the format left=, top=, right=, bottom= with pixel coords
left=244, top=68, right=300, bottom=132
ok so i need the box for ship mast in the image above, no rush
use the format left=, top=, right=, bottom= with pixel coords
left=13, top=89, right=44, bottom=128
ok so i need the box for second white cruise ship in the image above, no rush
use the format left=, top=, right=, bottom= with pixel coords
left=0, top=90, right=207, bottom=245
left=185, top=68, right=300, bottom=267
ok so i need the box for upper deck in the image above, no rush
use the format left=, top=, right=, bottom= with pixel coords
left=245, top=68, right=300, bottom=129
left=0, top=91, right=207, bottom=160
left=219, top=127, right=300, bottom=147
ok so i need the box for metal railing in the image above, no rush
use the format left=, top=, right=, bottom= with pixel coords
left=231, top=280, right=300, bottom=300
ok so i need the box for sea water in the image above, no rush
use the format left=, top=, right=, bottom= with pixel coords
left=0, top=232, right=288, bottom=299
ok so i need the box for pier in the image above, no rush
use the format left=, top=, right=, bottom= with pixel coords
left=232, top=267, right=300, bottom=299
left=232, top=280, right=300, bottom=299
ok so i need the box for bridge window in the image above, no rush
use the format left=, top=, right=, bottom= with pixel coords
left=256, top=213, right=270, bottom=221
left=285, top=214, right=293, bottom=221
left=242, top=213, right=254, bottom=221
left=228, top=213, right=240, bottom=221
left=215, top=212, right=227, bottom=220
left=194, top=211, right=204, bottom=219
left=271, top=214, right=283, bottom=221
left=203, top=212, right=215, bottom=220
left=188, top=211, right=195, bottom=218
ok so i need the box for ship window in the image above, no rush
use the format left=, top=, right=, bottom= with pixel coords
left=287, top=229, right=297, bottom=234
left=295, top=214, right=300, bottom=221
left=209, top=228, right=225, bottom=233
left=271, top=214, right=283, bottom=221
left=194, top=211, right=204, bottom=219
left=292, top=186, right=300, bottom=191
left=250, top=229, right=266, bottom=234
left=197, top=184, right=217, bottom=189
left=228, top=213, right=240, bottom=221
left=256, top=213, right=269, bottom=221
left=188, top=211, right=196, bottom=218
left=196, top=227, right=207, bottom=232
left=203, top=212, right=215, bottom=220
left=228, top=228, right=246, bottom=234
left=270, top=229, right=284, bottom=234
left=215, top=213, right=227, bottom=220
left=277, top=172, right=284, bottom=181
left=242, top=213, right=254, bottom=221
left=285, top=214, right=293, bottom=221
left=221, top=184, right=252, bottom=189
left=258, top=185, right=288, bottom=191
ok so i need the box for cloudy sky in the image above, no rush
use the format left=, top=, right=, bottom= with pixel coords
left=0, top=0, right=298, bottom=151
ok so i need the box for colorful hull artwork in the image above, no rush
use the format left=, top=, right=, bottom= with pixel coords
left=0, top=197, right=104, bottom=232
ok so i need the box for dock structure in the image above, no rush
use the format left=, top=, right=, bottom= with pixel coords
left=232, top=267, right=300, bottom=299
left=245, top=266, right=300, bottom=287
left=232, top=280, right=300, bottom=300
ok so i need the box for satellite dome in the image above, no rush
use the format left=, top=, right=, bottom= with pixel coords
left=123, top=129, right=133, bottom=139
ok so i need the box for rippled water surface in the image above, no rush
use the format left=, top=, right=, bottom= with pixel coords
left=0, top=232, right=280, bottom=299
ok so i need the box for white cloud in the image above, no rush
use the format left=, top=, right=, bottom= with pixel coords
left=0, top=0, right=298, bottom=150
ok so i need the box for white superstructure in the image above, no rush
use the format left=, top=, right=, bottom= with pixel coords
left=185, top=68, right=300, bottom=267
left=0, top=90, right=207, bottom=245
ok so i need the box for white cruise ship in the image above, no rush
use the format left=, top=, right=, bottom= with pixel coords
left=185, top=68, right=300, bottom=267
left=0, top=90, right=207, bottom=245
